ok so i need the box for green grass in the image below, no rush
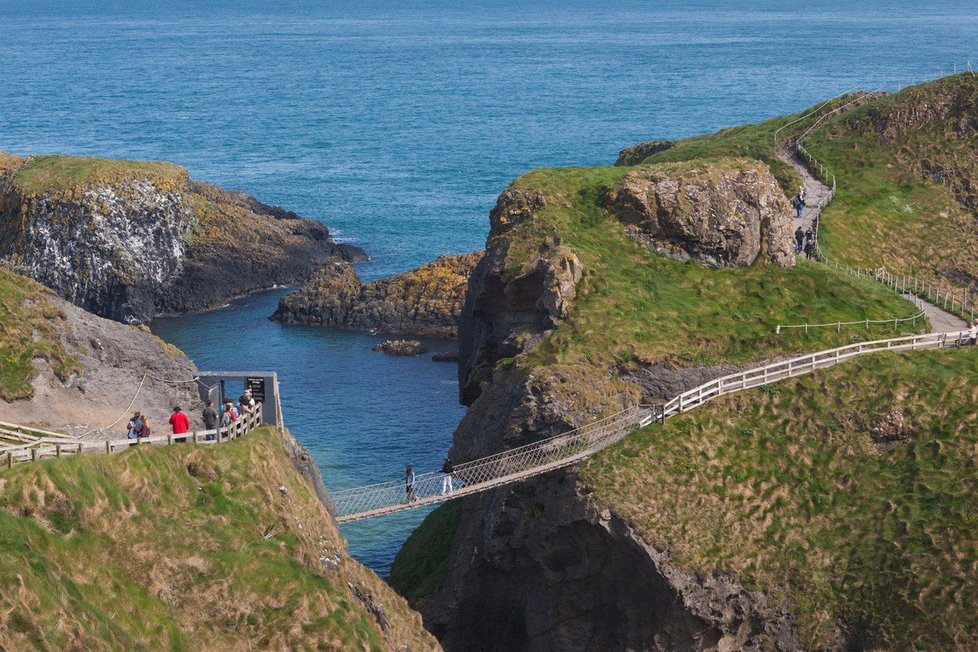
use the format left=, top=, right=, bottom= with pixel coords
left=499, top=162, right=927, bottom=374
left=0, top=270, right=81, bottom=401
left=0, top=428, right=436, bottom=651
left=388, top=500, right=462, bottom=606
left=11, top=154, right=186, bottom=196
left=582, top=347, right=978, bottom=650
left=803, top=74, right=978, bottom=284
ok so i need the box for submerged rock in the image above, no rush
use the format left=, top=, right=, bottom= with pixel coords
left=272, top=252, right=482, bottom=338
left=373, top=340, right=426, bottom=356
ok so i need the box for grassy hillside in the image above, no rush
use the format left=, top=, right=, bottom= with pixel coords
left=498, top=162, right=925, bottom=373
left=388, top=501, right=462, bottom=606
left=0, top=427, right=438, bottom=651
left=803, top=74, right=978, bottom=284
left=0, top=270, right=80, bottom=401
left=582, top=347, right=978, bottom=650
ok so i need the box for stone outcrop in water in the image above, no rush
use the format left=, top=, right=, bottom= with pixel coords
left=272, top=252, right=482, bottom=338
left=606, top=159, right=796, bottom=268
left=0, top=152, right=365, bottom=324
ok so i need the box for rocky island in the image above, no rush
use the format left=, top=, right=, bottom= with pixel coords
left=390, top=75, right=978, bottom=651
left=0, top=152, right=365, bottom=324
left=272, top=252, right=482, bottom=338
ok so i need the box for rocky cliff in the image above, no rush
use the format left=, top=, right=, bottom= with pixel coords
left=0, top=153, right=365, bottom=324
left=0, top=269, right=200, bottom=436
left=272, top=252, right=482, bottom=338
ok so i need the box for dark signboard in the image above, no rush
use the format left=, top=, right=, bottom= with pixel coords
left=246, top=377, right=266, bottom=404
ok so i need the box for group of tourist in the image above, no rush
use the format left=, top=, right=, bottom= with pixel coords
left=404, top=457, right=457, bottom=503
left=794, top=226, right=816, bottom=259
left=125, top=388, right=260, bottom=441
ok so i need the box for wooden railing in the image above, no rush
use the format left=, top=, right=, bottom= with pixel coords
left=2, top=404, right=264, bottom=471
left=654, top=331, right=967, bottom=421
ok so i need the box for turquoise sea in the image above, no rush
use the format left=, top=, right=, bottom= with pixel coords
left=3, top=0, right=976, bottom=573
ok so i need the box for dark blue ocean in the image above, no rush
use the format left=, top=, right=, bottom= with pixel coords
left=3, top=0, right=976, bottom=574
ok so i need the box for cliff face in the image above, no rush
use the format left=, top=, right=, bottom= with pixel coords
left=0, top=153, right=365, bottom=323
left=0, top=269, right=200, bottom=436
left=272, top=252, right=482, bottom=338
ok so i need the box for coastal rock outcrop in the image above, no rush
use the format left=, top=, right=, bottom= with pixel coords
left=272, top=252, right=482, bottom=338
left=606, top=159, right=795, bottom=268
left=615, top=139, right=674, bottom=166
left=397, top=162, right=807, bottom=650
left=0, top=153, right=365, bottom=323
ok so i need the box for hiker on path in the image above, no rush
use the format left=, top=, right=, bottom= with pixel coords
left=139, top=416, right=151, bottom=439
left=127, top=411, right=142, bottom=440
left=202, top=400, right=218, bottom=440
left=405, top=465, right=418, bottom=503
left=799, top=185, right=807, bottom=201
left=794, top=227, right=804, bottom=253
left=169, top=406, right=190, bottom=435
left=792, top=195, right=805, bottom=218
left=441, top=458, right=454, bottom=495
left=968, top=319, right=978, bottom=346
left=805, top=227, right=814, bottom=245
left=804, top=241, right=814, bottom=260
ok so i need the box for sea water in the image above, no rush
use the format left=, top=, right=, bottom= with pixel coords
left=3, top=0, right=976, bottom=573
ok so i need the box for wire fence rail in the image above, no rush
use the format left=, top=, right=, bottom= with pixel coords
left=1, top=404, right=265, bottom=470
left=333, top=330, right=971, bottom=523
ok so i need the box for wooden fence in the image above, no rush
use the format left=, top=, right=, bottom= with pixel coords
left=2, top=404, right=263, bottom=471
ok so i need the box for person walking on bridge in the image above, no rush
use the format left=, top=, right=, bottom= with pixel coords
left=441, top=457, right=454, bottom=495
left=405, top=466, right=418, bottom=503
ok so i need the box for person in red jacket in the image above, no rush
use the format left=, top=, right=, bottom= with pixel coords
left=169, top=406, right=190, bottom=435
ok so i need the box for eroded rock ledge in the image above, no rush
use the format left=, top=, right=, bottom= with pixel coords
left=272, top=252, right=482, bottom=338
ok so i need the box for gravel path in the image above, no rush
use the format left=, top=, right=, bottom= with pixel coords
left=777, top=149, right=968, bottom=334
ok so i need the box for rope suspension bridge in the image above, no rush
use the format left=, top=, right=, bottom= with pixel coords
left=332, top=330, right=970, bottom=522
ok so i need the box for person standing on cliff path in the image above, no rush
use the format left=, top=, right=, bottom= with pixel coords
left=441, top=458, right=454, bottom=495
left=139, top=416, right=152, bottom=440
left=405, top=466, right=418, bottom=503
left=792, top=195, right=805, bottom=218
left=794, top=227, right=804, bottom=253
left=799, top=185, right=807, bottom=202
left=202, top=400, right=218, bottom=440
left=169, top=406, right=190, bottom=437
left=127, top=411, right=142, bottom=439
left=803, top=240, right=814, bottom=260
